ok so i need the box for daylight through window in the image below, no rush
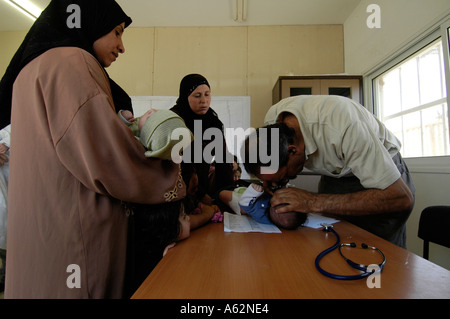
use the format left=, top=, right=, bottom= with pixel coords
left=374, top=39, right=449, bottom=157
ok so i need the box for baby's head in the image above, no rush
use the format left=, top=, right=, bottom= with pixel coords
left=128, top=199, right=190, bottom=246
left=138, top=109, right=158, bottom=131
left=269, top=204, right=307, bottom=230
left=139, top=109, right=193, bottom=161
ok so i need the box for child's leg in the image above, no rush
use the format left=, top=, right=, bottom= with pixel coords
left=219, top=188, right=246, bottom=214
left=238, top=184, right=264, bottom=207
left=218, top=190, right=233, bottom=205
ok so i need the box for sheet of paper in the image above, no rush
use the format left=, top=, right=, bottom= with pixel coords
left=302, top=213, right=340, bottom=229
left=224, top=212, right=281, bottom=233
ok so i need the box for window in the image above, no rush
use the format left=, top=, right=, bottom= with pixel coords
left=369, top=17, right=450, bottom=159
left=374, top=40, right=449, bottom=157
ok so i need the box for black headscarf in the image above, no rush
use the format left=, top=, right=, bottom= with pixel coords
left=170, top=74, right=224, bottom=134
left=0, top=0, right=133, bottom=129
left=171, top=74, right=234, bottom=197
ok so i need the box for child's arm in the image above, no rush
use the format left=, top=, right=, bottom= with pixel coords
left=200, top=193, right=214, bottom=205
left=189, top=203, right=220, bottom=230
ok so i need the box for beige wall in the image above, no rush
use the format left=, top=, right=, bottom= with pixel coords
left=0, top=31, right=27, bottom=76
left=247, top=25, right=344, bottom=127
left=107, top=25, right=344, bottom=127
left=1, top=25, right=344, bottom=128
left=105, top=25, right=344, bottom=128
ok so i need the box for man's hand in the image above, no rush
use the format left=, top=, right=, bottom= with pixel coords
left=270, top=187, right=317, bottom=214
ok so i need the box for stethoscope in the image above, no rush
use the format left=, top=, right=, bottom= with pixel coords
left=315, top=224, right=386, bottom=280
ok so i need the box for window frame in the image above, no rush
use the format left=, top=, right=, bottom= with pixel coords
left=364, top=15, right=450, bottom=173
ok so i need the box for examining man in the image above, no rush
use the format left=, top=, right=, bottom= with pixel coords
left=243, top=95, right=415, bottom=248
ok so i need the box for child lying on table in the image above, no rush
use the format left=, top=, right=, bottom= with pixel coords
left=219, top=183, right=307, bottom=230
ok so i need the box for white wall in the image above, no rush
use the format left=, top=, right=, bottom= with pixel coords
left=344, top=0, right=450, bottom=75
left=344, top=0, right=450, bottom=270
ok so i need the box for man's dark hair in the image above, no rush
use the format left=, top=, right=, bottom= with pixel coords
left=241, top=122, right=295, bottom=176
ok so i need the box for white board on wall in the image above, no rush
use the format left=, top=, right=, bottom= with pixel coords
left=131, top=96, right=252, bottom=178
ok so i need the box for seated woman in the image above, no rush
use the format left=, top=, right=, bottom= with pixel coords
left=171, top=74, right=234, bottom=198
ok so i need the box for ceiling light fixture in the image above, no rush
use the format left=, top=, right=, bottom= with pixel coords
left=233, top=0, right=247, bottom=23
left=4, top=0, right=43, bottom=21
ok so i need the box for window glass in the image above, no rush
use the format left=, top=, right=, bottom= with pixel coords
left=374, top=39, right=449, bottom=157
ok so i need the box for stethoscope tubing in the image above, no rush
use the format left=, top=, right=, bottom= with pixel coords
left=315, top=227, right=379, bottom=280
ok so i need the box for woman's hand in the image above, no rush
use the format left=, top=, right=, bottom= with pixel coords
left=163, top=242, right=176, bottom=256
left=0, top=144, right=9, bottom=166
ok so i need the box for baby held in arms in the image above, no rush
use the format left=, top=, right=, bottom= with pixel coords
left=220, top=183, right=307, bottom=230
left=119, top=108, right=192, bottom=162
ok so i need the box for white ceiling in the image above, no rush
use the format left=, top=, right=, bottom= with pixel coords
left=0, top=0, right=361, bottom=31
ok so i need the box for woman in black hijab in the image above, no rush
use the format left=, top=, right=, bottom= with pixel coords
left=171, top=74, right=234, bottom=200
left=0, top=0, right=133, bottom=130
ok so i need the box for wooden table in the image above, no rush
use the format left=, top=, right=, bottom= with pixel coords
left=132, top=220, right=450, bottom=299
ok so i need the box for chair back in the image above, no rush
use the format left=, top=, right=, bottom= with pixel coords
left=418, top=206, right=450, bottom=259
